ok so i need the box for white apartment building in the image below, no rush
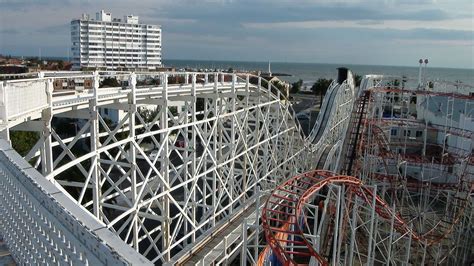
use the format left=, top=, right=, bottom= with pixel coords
left=71, top=10, right=162, bottom=70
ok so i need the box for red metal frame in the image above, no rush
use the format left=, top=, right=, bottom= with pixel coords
left=261, top=169, right=471, bottom=265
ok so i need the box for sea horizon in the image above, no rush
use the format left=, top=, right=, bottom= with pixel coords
left=4, top=55, right=473, bottom=84
left=164, top=58, right=474, bottom=71
left=4, top=54, right=473, bottom=71
left=164, top=59, right=474, bottom=84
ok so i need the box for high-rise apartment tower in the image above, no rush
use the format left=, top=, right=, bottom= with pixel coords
left=71, top=10, right=162, bottom=70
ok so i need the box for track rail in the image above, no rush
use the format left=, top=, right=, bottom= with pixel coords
left=261, top=169, right=471, bottom=265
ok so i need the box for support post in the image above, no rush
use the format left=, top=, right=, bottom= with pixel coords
left=366, top=185, right=377, bottom=265
left=229, top=74, right=236, bottom=212
left=0, top=82, right=10, bottom=141
left=128, top=72, right=139, bottom=250
left=405, top=224, right=413, bottom=264
left=161, top=73, right=171, bottom=261
left=331, top=185, right=342, bottom=264
left=386, top=203, right=396, bottom=264
left=90, top=71, right=101, bottom=219
left=191, top=73, right=197, bottom=242
left=212, top=73, right=218, bottom=227
left=348, top=196, right=358, bottom=265
left=253, top=187, right=260, bottom=261
left=241, top=219, right=248, bottom=264
left=41, top=78, right=54, bottom=175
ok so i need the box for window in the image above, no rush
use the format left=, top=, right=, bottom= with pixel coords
left=448, top=166, right=453, bottom=173
left=104, top=108, right=109, bottom=115
left=416, top=131, right=422, bottom=137
left=391, top=129, right=397, bottom=136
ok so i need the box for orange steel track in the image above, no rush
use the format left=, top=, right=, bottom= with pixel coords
left=261, top=169, right=470, bottom=266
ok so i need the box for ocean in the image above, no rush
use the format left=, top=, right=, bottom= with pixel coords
left=163, top=59, right=474, bottom=85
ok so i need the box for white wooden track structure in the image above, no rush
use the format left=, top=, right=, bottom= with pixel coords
left=0, top=70, right=355, bottom=265
left=3, top=70, right=471, bottom=265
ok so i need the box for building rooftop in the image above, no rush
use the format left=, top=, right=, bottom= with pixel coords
left=77, top=10, right=142, bottom=25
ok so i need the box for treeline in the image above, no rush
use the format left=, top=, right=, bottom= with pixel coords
left=290, top=74, right=362, bottom=104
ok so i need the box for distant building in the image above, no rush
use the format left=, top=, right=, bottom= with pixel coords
left=53, top=78, right=93, bottom=91
left=300, top=81, right=315, bottom=93
left=258, top=74, right=290, bottom=98
left=71, top=10, right=162, bottom=71
left=0, top=65, right=28, bottom=74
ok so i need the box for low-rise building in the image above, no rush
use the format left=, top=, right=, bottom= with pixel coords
left=53, top=78, right=94, bottom=91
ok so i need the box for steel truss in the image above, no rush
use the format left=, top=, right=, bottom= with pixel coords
left=355, top=75, right=473, bottom=265
left=261, top=171, right=472, bottom=265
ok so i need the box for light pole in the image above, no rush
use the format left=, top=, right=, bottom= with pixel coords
left=418, top=59, right=423, bottom=87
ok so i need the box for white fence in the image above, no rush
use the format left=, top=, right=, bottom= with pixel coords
left=0, top=79, right=50, bottom=123
left=0, top=140, right=152, bottom=265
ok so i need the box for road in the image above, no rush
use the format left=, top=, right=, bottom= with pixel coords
left=290, top=93, right=321, bottom=136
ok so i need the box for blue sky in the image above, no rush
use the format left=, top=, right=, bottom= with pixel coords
left=0, top=0, right=472, bottom=68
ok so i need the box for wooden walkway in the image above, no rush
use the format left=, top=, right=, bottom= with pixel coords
left=168, top=194, right=267, bottom=266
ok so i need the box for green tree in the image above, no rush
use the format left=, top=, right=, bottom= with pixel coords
left=389, top=79, right=400, bottom=88
left=311, top=78, right=333, bottom=108
left=169, top=106, right=178, bottom=117
left=57, top=60, right=64, bottom=70
left=428, top=81, right=434, bottom=89
left=354, top=74, right=362, bottom=87
left=52, top=117, right=78, bottom=137
left=137, top=107, right=158, bottom=124
left=273, top=81, right=288, bottom=98
left=100, top=77, right=121, bottom=88
left=249, top=77, right=289, bottom=99
left=290, top=79, right=303, bottom=94
left=10, top=131, right=40, bottom=156
left=168, top=76, right=185, bottom=84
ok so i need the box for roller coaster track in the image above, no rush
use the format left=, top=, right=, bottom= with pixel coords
left=262, top=170, right=424, bottom=265
left=307, top=81, right=339, bottom=145
left=260, top=74, right=473, bottom=266
left=343, top=90, right=370, bottom=176
left=262, top=169, right=471, bottom=265
left=1, top=70, right=470, bottom=265
left=308, top=73, right=356, bottom=171
left=257, top=71, right=356, bottom=264
left=0, top=69, right=356, bottom=265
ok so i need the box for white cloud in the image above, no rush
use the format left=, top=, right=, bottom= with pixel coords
left=243, top=18, right=474, bottom=32
left=395, top=38, right=474, bottom=46
left=1, top=0, right=473, bottom=68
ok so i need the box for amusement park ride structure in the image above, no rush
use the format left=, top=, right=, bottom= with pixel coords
left=258, top=70, right=474, bottom=265
left=0, top=65, right=472, bottom=265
